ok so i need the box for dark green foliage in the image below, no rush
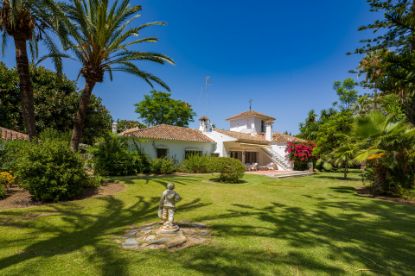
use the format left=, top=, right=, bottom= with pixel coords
left=357, top=0, right=415, bottom=55
left=90, top=135, right=149, bottom=176
left=14, top=139, right=90, bottom=202
left=179, top=156, right=245, bottom=183
left=293, top=161, right=309, bottom=171
left=150, top=158, right=176, bottom=175
left=0, top=184, right=5, bottom=199
left=0, top=139, right=31, bottom=172
left=135, top=90, right=195, bottom=127
left=313, top=110, right=354, bottom=157
left=354, top=111, right=415, bottom=195
left=333, top=78, right=358, bottom=110
left=214, top=157, right=245, bottom=183
left=0, top=64, right=112, bottom=144
left=180, top=155, right=216, bottom=173
left=298, top=110, right=319, bottom=141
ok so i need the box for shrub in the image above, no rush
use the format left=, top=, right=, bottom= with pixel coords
left=90, top=135, right=149, bottom=176
left=14, top=140, right=91, bottom=202
left=178, top=156, right=245, bottom=182
left=315, top=159, right=334, bottom=172
left=0, top=171, right=15, bottom=199
left=214, top=157, right=245, bottom=183
left=0, top=140, right=31, bottom=172
left=322, top=162, right=333, bottom=172
left=150, top=158, right=176, bottom=174
left=0, top=171, right=14, bottom=189
left=0, top=184, right=4, bottom=199
left=287, top=141, right=316, bottom=171
left=180, top=155, right=214, bottom=173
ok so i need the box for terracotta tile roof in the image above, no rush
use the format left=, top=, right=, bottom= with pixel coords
left=0, top=127, right=29, bottom=141
left=121, top=124, right=214, bottom=143
left=215, top=129, right=306, bottom=145
left=226, top=110, right=276, bottom=121
left=273, top=133, right=307, bottom=143
left=214, top=129, right=270, bottom=145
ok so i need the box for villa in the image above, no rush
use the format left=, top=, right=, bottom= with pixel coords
left=121, top=110, right=305, bottom=171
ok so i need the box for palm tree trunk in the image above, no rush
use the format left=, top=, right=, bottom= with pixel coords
left=70, top=80, right=96, bottom=151
left=13, top=34, right=37, bottom=139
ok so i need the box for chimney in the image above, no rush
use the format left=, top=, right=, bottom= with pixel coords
left=199, top=116, right=212, bottom=132
left=112, top=121, right=118, bottom=134
left=265, top=120, right=273, bottom=141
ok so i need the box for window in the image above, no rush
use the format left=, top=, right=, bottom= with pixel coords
left=230, top=151, right=243, bottom=161
left=185, top=150, right=202, bottom=159
left=245, top=152, right=257, bottom=163
left=261, top=120, right=266, bottom=133
left=156, top=148, right=168, bottom=158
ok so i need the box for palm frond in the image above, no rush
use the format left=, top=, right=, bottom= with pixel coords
left=62, top=0, right=173, bottom=90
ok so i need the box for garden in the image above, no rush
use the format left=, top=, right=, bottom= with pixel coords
left=1, top=0, right=415, bottom=274
left=0, top=171, right=414, bottom=275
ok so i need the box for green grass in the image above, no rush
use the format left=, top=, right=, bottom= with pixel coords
left=0, top=172, right=414, bottom=275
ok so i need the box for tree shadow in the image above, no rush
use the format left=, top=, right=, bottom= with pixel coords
left=190, top=198, right=415, bottom=274
left=209, top=178, right=248, bottom=184
left=329, top=186, right=357, bottom=193
left=0, top=195, right=209, bottom=275
left=166, top=245, right=343, bottom=275
left=313, top=175, right=360, bottom=181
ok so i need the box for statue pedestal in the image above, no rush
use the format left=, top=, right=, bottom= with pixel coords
left=156, top=224, right=180, bottom=234
left=120, top=222, right=210, bottom=251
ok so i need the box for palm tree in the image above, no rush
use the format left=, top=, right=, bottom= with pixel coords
left=0, top=0, right=67, bottom=139
left=62, top=0, right=174, bottom=151
left=329, top=140, right=357, bottom=179
left=353, top=111, right=415, bottom=194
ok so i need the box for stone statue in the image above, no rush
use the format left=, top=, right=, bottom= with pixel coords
left=158, top=183, right=181, bottom=233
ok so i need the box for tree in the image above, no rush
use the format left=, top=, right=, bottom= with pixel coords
left=353, top=111, right=415, bottom=195
left=0, top=63, right=112, bottom=144
left=329, top=139, right=358, bottom=179
left=298, top=110, right=319, bottom=140
left=0, top=0, right=67, bottom=139
left=116, top=120, right=145, bottom=133
left=333, top=78, right=358, bottom=110
left=313, top=110, right=354, bottom=158
left=356, top=0, right=415, bottom=123
left=357, top=0, right=415, bottom=54
left=135, top=90, right=195, bottom=127
left=61, top=0, right=174, bottom=151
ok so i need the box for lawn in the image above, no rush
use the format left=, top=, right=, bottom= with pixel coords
left=0, top=172, right=414, bottom=275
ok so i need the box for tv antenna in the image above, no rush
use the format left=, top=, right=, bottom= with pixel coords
left=199, top=76, right=212, bottom=115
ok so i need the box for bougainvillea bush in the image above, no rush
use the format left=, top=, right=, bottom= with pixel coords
left=286, top=141, right=316, bottom=170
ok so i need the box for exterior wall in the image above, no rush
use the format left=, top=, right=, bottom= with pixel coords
left=202, top=130, right=236, bottom=157
left=271, top=143, right=294, bottom=169
left=127, top=138, right=215, bottom=163
left=229, top=118, right=257, bottom=133
left=229, top=117, right=271, bottom=134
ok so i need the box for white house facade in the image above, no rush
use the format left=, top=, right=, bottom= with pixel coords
left=121, top=110, right=305, bottom=171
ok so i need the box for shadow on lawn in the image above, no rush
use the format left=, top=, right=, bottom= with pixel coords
left=313, top=175, right=361, bottom=181
left=2, top=178, right=415, bottom=275
left=0, top=196, right=209, bottom=275
left=191, top=193, right=415, bottom=274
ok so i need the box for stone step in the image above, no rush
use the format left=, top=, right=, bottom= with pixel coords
left=271, top=171, right=314, bottom=178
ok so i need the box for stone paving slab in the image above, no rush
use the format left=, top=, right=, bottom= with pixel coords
left=119, top=222, right=211, bottom=251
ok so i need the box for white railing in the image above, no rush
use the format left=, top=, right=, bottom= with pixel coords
left=262, top=147, right=291, bottom=170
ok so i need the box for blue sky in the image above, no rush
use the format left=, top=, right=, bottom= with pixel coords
left=1, top=0, right=378, bottom=134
